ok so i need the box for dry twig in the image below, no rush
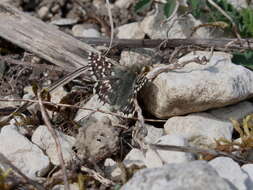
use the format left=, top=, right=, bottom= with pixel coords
left=0, top=98, right=167, bottom=123
left=80, top=166, right=115, bottom=187
left=149, top=144, right=253, bottom=164
left=37, top=91, right=70, bottom=190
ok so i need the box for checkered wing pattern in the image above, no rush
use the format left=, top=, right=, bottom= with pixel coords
left=88, top=52, right=148, bottom=116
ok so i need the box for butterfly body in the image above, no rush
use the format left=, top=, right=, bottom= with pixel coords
left=88, top=52, right=148, bottom=116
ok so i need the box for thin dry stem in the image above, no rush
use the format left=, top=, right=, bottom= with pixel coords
left=81, top=166, right=115, bottom=187
left=0, top=98, right=167, bottom=123
left=149, top=144, right=253, bottom=164
left=37, top=92, right=70, bottom=190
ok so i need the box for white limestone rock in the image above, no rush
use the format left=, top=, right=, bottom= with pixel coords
left=209, top=157, right=251, bottom=190
left=144, top=134, right=195, bottom=168
left=72, top=24, right=101, bottom=38
left=142, top=51, right=253, bottom=118
left=117, top=22, right=145, bottom=39
left=32, top=125, right=75, bottom=166
left=140, top=5, right=211, bottom=39
left=0, top=125, right=50, bottom=178
left=144, top=124, right=164, bottom=144
left=208, top=101, right=253, bottom=121
left=241, top=164, right=253, bottom=188
left=164, top=112, right=233, bottom=147
left=121, top=161, right=237, bottom=190
left=105, top=148, right=145, bottom=180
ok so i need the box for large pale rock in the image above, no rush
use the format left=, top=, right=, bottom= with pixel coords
left=142, top=51, right=253, bottom=118
left=145, top=135, right=194, bottom=168
left=208, top=101, right=253, bottom=121
left=0, top=125, right=50, bottom=178
left=32, top=125, right=75, bottom=165
left=121, top=161, right=237, bottom=190
left=209, top=157, right=252, bottom=190
left=164, top=112, right=233, bottom=147
left=242, top=164, right=253, bottom=188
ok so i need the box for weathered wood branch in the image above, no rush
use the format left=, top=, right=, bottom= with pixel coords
left=0, top=2, right=98, bottom=70
left=0, top=2, right=252, bottom=73
left=80, top=37, right=253, bottom=51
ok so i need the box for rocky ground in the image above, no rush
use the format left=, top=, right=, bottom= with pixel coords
left=1, top=0, right=253, bottom=190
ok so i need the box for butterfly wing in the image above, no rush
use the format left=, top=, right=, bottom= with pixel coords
left=88, top=52, right=148, bottom=115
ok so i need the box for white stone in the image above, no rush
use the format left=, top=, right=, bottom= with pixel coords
left=105, top=149, right=145, bottom=180
left=227, top=0, right=248, bottom=9
left=120, top=50, right=153, bottom=67
left=72, top=24, right=101, bottom=38
left=144, top=124, right=164, bottom=144
left=242, top=164, right=253, bottom=189
left=140, top=5, right=211, bottom=39
left=164, top=112, right=233, bottom=147
left=117, top=22, right=145, bottom=39
left=38, top=6, right=49, bottom=19
left=52, top=183, right=79, bottom=190
left=0, top=125, right=50, bottom=178
left=144, top=135, right=194, bottom=168
left=208, top=101, right=253, bottom=121
left=209, top=157, right=250, bottom=190
left=50, top=86, right=67, bottom=104
left=121, top=161, right=237, bottom=190
left=124, top=148, right=145, bottom=167
left=74, top=95, right=119, bottom=125
left=32, top=125, right=75, bottom=165
left=142, top=51, right=253, bottom=118
left=115, top=0, right=135, bottom=8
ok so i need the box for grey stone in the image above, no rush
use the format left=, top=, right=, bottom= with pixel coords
left=142, top=51, right=253, bottom=118
left=164, top=112, right=233, bottom=147
left=208, top=101, right=253, bottom=121
left=209, top=157, right=250, bottom=190
left=121, top=161, right=237, bottom=190
left=242, top=164, right=253, bottom=189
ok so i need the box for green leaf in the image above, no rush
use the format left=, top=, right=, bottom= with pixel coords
left=164, top=0, right=177, bottom=18
left=232, top=50, right=253, bottom=70
left=134, top=0, right=151, bottom=12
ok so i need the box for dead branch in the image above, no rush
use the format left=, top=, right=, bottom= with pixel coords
left=79, top=37, right=253, bottom=51
left=81, top=166, right=115, bottom=187
left=0, top=2, right=98, bottom=70
left=149, top=144, right=253, bottom=164
left=37, top=91, right=70, bottom=190
left=0, top=98, right=167, bottom=123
